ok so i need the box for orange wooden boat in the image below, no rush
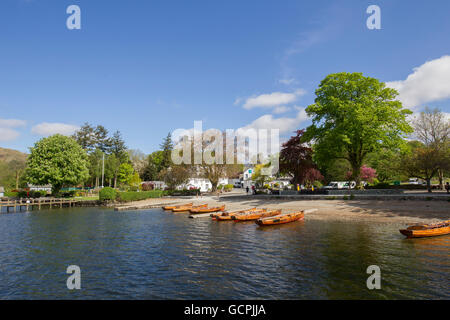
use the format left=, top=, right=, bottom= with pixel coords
left=214, top=208, right=265, bottom=221
left=190, top=205, right=225, bottom=214
left=163, top=203, right=193, bottom=210
left=256, top=211, right=304, bottom=226
left=172, top=204, right=207, bottom=212
left=400, top=220, right=450, bottom=238
left=232, top=209, right=281, bottom=222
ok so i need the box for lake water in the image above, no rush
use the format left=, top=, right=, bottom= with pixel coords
left=0, top=207, right=448, bottom=299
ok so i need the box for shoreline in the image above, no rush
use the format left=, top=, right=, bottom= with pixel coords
left=113, top=196, right=450, bottom=225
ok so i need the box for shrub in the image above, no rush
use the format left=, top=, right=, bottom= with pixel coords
left=350, top=194, right=355, bottom=200
left=99, top=187, right=117, bottom=201
left=5, top=191, right=19, bottom=198
left=313, top=181, right=323, bottom=188
left=223, top=184, right=233, bottom=192
left=343, top=195, right=349, bottom=200
left=217, top=184, right=224, bottom=190
left=116, top=190, right=164, bottom=202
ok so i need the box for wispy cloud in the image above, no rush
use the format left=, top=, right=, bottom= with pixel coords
left=31, top=122, right=80, bottom=137
left=386, top=55, right=450, bottom=110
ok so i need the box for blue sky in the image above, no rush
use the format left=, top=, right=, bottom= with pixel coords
left=1, top=0, right=450, bottom=154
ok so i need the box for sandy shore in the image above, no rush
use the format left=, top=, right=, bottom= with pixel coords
left=115, top=196, right=449, bottom=224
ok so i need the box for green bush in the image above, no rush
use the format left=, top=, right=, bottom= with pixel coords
left=223, top=184, right=233, bottom=192
left=99, top=187, right=117, bottom=201
left=116, top=190, right=164, bottom=202
left=4, top=191, right=18, bottom=198
left=313, top=181, right=323, bottom=188
left=217, top=184, right=224, bottom=190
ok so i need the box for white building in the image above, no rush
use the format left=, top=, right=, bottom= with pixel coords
left=182, top=178, right=229, bottom=192
left=0, top=187, right=4, bottom=197
left=240, top=168, right=254, bottom=189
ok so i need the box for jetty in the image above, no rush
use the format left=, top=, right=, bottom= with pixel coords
left=0, top=198, right=81, bottom=213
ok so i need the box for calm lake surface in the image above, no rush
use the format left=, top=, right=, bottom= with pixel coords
left=0, top=207, right=448, bottom=299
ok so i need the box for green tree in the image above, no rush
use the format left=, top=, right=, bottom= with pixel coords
left=401, top=141, right=445, bottom=192
left=412, top=107, right=450, bottom=189
left=108, top=131, right=128, bottom=187
left=159, top=165, right=190, bottom=190
left=305, top=72, right=413, bottom=187
left=160, top=133, right=173, bottom=170
left=143, top=150, right=164, bottom=181
left=25, top=135, right=89, bottom=194
left=118, top=162, right=135, bottom=186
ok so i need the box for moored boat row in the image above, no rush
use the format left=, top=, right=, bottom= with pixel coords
left=163, top=204, right=449, bottom=236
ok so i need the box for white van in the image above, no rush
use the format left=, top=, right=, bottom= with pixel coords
left=323, top=181, right=356, bottom=189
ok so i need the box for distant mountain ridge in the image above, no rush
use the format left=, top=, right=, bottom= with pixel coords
left=0, top=147, right=28, bottom=164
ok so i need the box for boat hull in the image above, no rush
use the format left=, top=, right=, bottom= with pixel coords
left=399, top=226, right=450, bottom=238
left=232, top=210, right=281, bottom=222
left=172, top=204, right=207, bottom=212
left=190, top=205, right=225, bottom=214
left=256, top=211, right=304, bottom=226
left=214, top=208, right=264, bottom=221
left=163, top=203, right=193, bottom=210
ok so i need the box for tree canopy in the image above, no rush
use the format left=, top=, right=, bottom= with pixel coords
left=305, top=72, right=412, bottom=186
left=25, top=135, right=89, bottom=194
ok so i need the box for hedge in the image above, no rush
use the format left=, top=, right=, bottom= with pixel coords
left=99, top=187, right=117, bottom=201
left=116, top=190, right=164, bottom=202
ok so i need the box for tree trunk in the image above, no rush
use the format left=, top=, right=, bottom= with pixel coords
left=426, top=178, right=432, bottom=193
left=438, top=169, right=444, bottom=190
left=15, top=171, right=20, bottom=190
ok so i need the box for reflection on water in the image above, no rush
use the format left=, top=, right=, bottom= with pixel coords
left=0, top=208, right=448, bottom=299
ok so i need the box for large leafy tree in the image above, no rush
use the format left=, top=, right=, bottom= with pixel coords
left=25, top=135, right=89, bottom=194
left=279, top=130, right=316, bottom=185
left=305, top=72, right=413, bottom=187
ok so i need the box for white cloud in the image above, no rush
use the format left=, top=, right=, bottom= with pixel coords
left=238, top=107, right=309, bottom=134
left=0, top=118, right=26, bottom=142
left=386, top=55, right=450, bottom=109
left=0, top=118, right=27, bottom=128
left=241, top=89, right=306, bottom=110
left=272, top=106, right=291, bottom=114
left=32, top=122, right=80, bottom=137
left=0, top=128, right=20, bottom=142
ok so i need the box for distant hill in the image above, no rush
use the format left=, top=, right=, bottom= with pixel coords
left=0, top=147, right=28, bottom=164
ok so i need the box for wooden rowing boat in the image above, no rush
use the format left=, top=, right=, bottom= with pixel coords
left=399, top=220, right=450, bottom=238
left=214, top=208, right=265, bottom=221
left=172, top=204, right=207, bottom=212
left=232, top=209, right=282, bottom=222
left=256, top=211, right=304, bottom=226
left=190, top=205, right=225, bottom=214
left=162, top=203, right=193, bottom=210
